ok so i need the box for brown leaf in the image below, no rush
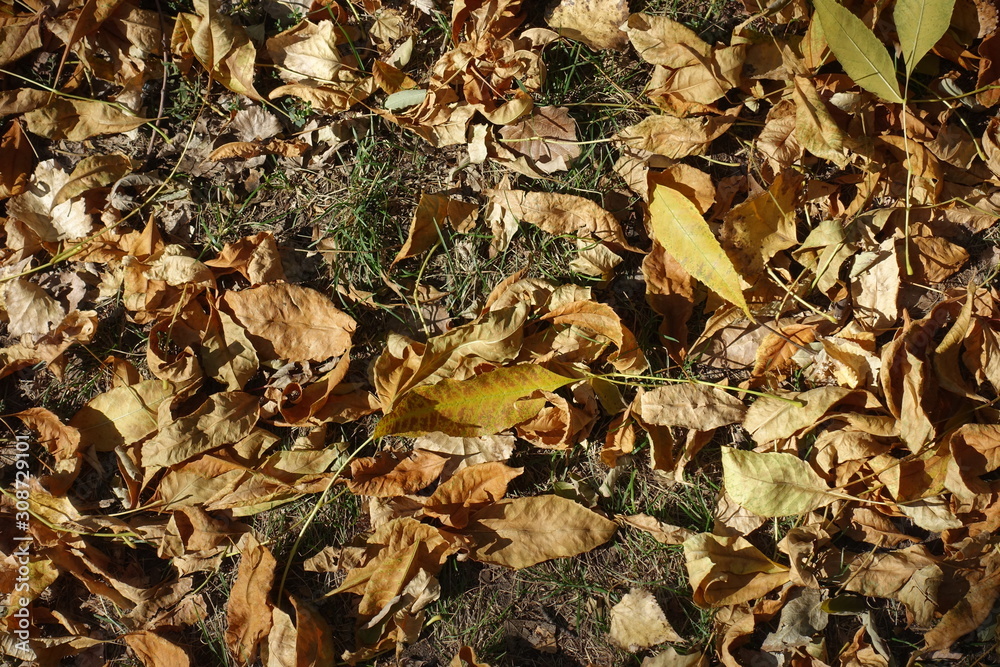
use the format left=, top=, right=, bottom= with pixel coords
left=489, top=188, right=634, bottom=249
left=618, top=514, right=695, bottom=545
left=348, top=450, right=449, bottom=497
left=413, top=432, right=516, bottom=479
left=422, top=461, right=523, bottom=528
left=6, top=160, right=95, bottom=242
left=0, top=18, right=43, bottom=67
left=743, top=386, right=858, bottom=444
left=141, top=392, right=260, bottom=469
left=0, top=120, right=34, bottom=199
left=720, top=170, right=802, bottom=277
left=617, top=112, right=737, bottom=159
left=124, top=631, right=191, bottom=667
left=497, top=106, right=582, bottom=174
left=53, top=153, right=135, bottom=206
left=220, top=283, right=356, bottom=362
left=68, top=379, right=175, bottom=451
left=23, top=98, right=150, bottom=141
left=545, top=0, right=629, bottom=51
left=792, top=76, right=849, bottom=167
left=393, top=194, right=479, bottom=265
left=463, top=495, right=617, bottom=569
left=639, top=384, right=746, bottom=430
left=541, top=300, right=648, bottom=373
left=609, top=588, right=683, bottom=651
left=225, top=534, right=276, bottom=665
left=622, top=13, right=710, bottom=66
left=751, top=323, right=817, bottom=379
left=207, top=138, right=309, bottom=161
left=683, top=533, right=790, bottom=607
left=205, top=231, right=286, bottom=285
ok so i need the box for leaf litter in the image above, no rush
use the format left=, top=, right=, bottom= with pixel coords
left=3, top=0, right=1000, bottom=664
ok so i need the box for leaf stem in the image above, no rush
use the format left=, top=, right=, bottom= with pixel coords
left=589, top=372, right=805, bottom=405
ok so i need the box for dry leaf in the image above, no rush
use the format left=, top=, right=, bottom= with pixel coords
left=683, top=533, right=790, bottom=607
left=640, top=384, right=746, bottom=431
left=497, top=106, right=582, bottom=174
left=225, top=534, right=276, bottom=664
left=69, top=379, right=175, bottom=451
left=23, top=99, right=150, bottom=141
left=545, top=0, right=629, bottom=51
left=463, top=495, right=617, bottom=568
left=221, top=284, right=356, bottom=362
left=348, top=450, right=449, bottom=497
left=608, top=588, right=683, bottom=651
left=490, top=189, right=633, bottom=249
left=6, top=160, right=94, bottom=242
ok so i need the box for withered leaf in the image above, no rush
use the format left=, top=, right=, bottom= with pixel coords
left=463, top=495, right=617, bottom=569
left=142, top=392, right=260, bottom=469
left=608, top=588, right=683, bottom=651
left=225, top=534, right=276, bottom=665
left=221, top=284, right=356, bottom=362
left=348, top=450, right=449, bottom=497
left=640, top=384, right=746, bottom=431
left=69, top=379, right=175, bottom=451
left=683, top=533, right=790, bottom=607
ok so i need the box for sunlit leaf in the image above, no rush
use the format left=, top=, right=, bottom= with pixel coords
left=375, top=365, right=575, bottom=438
left=812, top=0, right=903, bottom=103
left=463, top=495, right=617, bottom=568
left=895, top=0, right=956, bottom=76
left=649, top=183, right=750, bottom=317
left=722, top=448, right=840, bottom=517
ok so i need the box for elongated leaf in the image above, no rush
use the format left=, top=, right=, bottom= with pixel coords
left=375, top=365, right=575, bottom=438
left=463, top=495, right=617, bottom=568
left=895, top=0, right=955, bottom=76
left=649, top=184, right=750, bottom=317
left=722, top=448, right=840, bottom=517
left=813, top=0, right=903, bottom=103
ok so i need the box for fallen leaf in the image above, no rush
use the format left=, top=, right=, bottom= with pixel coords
left=22, top=98, right=150, bottom=141
left=422, top=461, right=523, bottom=528
left=722, top=448, right=840, bottom=517
left=608, top=588, right=683, bottom=651
left=124, top=631, right=191, bottom=667
left=220, top=284, right=356, bottom=362
left=649, top=183, right=750, bottom=316
left=545, top=0, right=629, bottom=51
left=142, top=392, right=260, bottom=469
left=53, top=154, right=135, bottom=206
left=639, top=384, right=746, bottom=430
left=617, top=113, right=736, bottom=159
left=683, top=533, right=790, bottom=607
left=463, top=495, right=617, bottom=568
left=225, top=534, right=276, bottom=665
left=375, top=364, right=575, bottom=438
left=348, top=450, right=449, bottom=497
left=6, top=160, right=94, bottom=242
left=68, top=379, right=175, bottom=451
left=490, top=189, right=633, bottom=249
left=497, top=106, right=582, bottom=174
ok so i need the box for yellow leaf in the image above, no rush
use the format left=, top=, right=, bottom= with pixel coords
left=812, top=0, right=903, bottom=103
left=375, top=364, right=575, bottom=438
left=722, top=448, right=840, bottom=517
left=649, top=184, right=750, bottom=316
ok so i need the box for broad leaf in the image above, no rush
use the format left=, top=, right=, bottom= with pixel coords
left=463, top=495, right=617, bottom=568
left=895, top=0, right=956, bottom=76
left=722, top=448, right=840, bottom=517
left=649, top=184, right=750, bottom=317
left=375, top=365, right=575, bottom=438
left=812, top=0, right=904, bottom=103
